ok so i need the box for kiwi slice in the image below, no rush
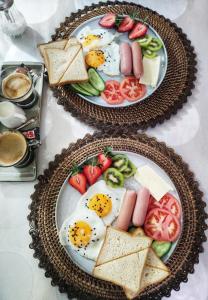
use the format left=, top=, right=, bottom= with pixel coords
left=122, top=160, right=137, bottom=178
left=112, top=154, right=128, bottom=172
left=104, top=168, right=124, bottom=188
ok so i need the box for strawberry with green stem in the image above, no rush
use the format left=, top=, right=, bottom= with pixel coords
left=68, top=165, right=87, bottom=194
left=83, top=157, right=102, bottom=185
left=97, top=146, right=113, bottom=172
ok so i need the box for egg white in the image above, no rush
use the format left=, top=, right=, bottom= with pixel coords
left=76, top=26, right=115, bottom=52
left=59, top=208, right=106, bottom=261
left=97, top=42, right=120, bottom=76
left=77, top=180, right=126, bottom=226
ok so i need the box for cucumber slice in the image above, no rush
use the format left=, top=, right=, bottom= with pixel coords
left=71, top=83, right=93, bottom=96
left=78, top=82, right=100, bottom=96
left=88, top=68, right=105, bottom=92
left=152, top=241, right=172, bottom=258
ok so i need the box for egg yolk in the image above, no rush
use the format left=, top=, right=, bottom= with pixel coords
left=88, top=194, right=112, bottom=217
left=85, top=50, right=105, bottom=68
left=83, top=34, right=100, bottom=47
left=69, top=221, right=92, bottom=248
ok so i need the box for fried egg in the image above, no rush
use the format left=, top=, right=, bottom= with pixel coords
left=77, top=180, right=126, bottom=225
left=76, top=26, right=115, bottom=52
left=97, top=42, right=120, bottom=76
left=59, top=208, right=106, bottom=261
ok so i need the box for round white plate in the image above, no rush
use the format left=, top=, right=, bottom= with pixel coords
left=56, top=151, right=181, bottom=275
left=71, top=15, right=168, bottom=108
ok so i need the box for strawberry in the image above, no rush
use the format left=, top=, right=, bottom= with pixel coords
left=129, top=22, right=148, bottom=39
left=99, top=13, right=116, bottom=28
left=68, top=165, right=87, bottom=194
left=83, top=158, right=102, bottom=185
left=117, top=16, right=135, bottom=32
left=97, top=146, right=113, bottom=173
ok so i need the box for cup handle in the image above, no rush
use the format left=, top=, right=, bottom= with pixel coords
left=14, top=113, right=27, bottom=122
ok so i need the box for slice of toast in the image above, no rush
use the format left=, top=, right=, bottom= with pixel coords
left=94, top=249, right=149, bottom=294
left=38, top=40, right=68, bottom=69
left=58, top=48, right=88, bottom=85
left=124, top=227, right=170, bottom=299
left=96, top=227, right=152, bottom=266
left=45, top=43, right=81, bottom=86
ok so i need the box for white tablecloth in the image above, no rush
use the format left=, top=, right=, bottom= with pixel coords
left=0, top=1, right=207, bottom=299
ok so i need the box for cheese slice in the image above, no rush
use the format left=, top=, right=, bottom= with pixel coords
left=134, top=165, right=173, bottom=201
left=139, top=56, right=161, bottom=87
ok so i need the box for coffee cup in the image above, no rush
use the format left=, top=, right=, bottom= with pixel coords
left=0, top=66, right=37, bottom=108
left=0, top=131, right=33, bottom=168
left=0, top=101, right=27, bottom=128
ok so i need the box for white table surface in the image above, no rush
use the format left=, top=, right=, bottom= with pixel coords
left=0, top=1, right=208, bottom=300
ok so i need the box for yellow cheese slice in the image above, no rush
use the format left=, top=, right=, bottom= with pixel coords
left=140, top=56, right=161, bottom=87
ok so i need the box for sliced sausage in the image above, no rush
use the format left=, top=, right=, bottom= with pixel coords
left=115, top=190, right=137, bottom=231
left=120, top=42, right=132, bottom=75
left=131, top=41, right=143, bottom=79
left=132, top=187, right=150, bottom=226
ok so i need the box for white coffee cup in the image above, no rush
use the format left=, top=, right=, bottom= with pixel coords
left=0, top=101, right=27, bottom=128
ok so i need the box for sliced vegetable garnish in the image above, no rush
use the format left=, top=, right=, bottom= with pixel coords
left=101, top=80, right=124, bottom=105
left=71, top=83, right=93, bottom=96
left=78, top=82, right=100, bottom=96
left=136, top=34, right=152, bottom=48
left=88, top=68, right=105, bottom=92
left=152, top=240, right=172, bottom=258
left=120, top=77, right=146, bottom=102
left=144, top=208, right=180, bottom=242
left=148, top=193, right=181, bottom=219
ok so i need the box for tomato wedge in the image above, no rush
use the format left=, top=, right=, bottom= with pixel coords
left=101, top=80, right=124, bottom=105
left=144, top=208, right=180, bottom=242
left=120, top=77, right=146, bottom=102
left=148, top=193, right=181, bottom=219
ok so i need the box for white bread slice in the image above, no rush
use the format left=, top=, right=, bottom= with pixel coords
left=96, top=227, right=152, bottom=266
left=94, top=249, right=149, bottom=294
left=38, top=40, right=68, bottom=69
left=58, top=48, right=88, bottom=85
left=45, top=44, right=81, bottom=86
left=38, top=40, right=67, bottom=57
left=131, top=228, right=169, bottom=271
left=64, top=37, right=80, bottom=49
left=124, top=227, right=170, bottom=299
left=125, top=266, right=170, bottom=299
left=146, top=249, right=169, bottom=271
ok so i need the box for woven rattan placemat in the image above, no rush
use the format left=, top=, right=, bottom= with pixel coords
left=51, top=1, right=197, bottom=130
left=28, top=130, right=207, bottom=300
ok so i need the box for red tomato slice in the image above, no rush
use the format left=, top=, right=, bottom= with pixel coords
left=144, top=208, right=180, bottom=242
left=148, top=193, right=181, bottom=219
left=101, top=80, right=124, bottom=105
left=120, top=77, right=146, bottom=102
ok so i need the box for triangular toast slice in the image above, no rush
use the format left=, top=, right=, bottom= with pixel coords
left=124, top=227, right=170, bottom=299
left=96, top=227, right=152, bottom=266
left=45, top=43, right=81, bottom=86
left=58, top=48, right=88, bottom=85
left=94, top=249, right=149, bottom=294
left=38, top=40, right=68, bottom=69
